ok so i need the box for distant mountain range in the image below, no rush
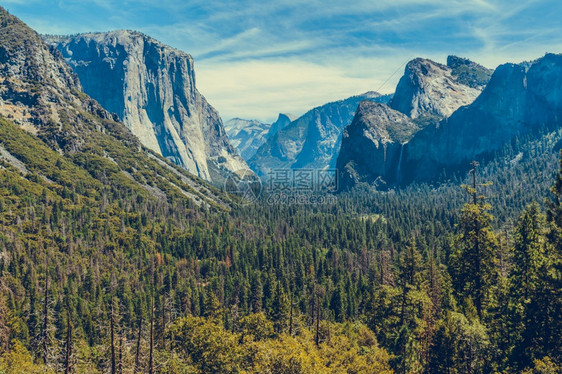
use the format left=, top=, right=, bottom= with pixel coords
left=44, top=31, right=248, bottom=183
left=3, top=1, right=560, bottom=197
left=248, top=92, right=391, bottom=179
left=224, top=113, right=295, bottom=160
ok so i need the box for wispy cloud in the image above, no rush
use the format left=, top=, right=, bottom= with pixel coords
left=6, top=0, right=562, bottom=121
left=196, top=58, right=386, bottom=121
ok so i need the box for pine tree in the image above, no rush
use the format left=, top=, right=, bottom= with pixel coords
left=511, top=203, right=545, bottom=301
left=546, top=150, right=562, bottom=249
left=203, top=289, right=222, bottom=320
left=330, top=282, right=346, bottom=323
left=451, top=162, right=498, bottom=319
left=250, top=276, right=263, bottom=313
left=527, top=150, right=562, bottom=366
left=271, top=283, right=290, bottom=333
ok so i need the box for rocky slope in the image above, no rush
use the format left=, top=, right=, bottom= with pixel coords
left=249, top=92, right=390, bottom=179
left=337, top=54, right=562, bottom=189
left=0, top=7, right=229, bottom=208
left=403, top=53, right=562, bottom=183
left=389, top=57, right=492, bottom=119
left=336, top=101, right=421, bottom=188
left=225, top=118, right=269, bottom=160
left=45, top=31, right=247, bottom=183
left=225, top=113, right=295, bottom=161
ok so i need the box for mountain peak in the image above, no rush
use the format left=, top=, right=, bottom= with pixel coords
left=360, top=91, right=382, bottom=98
left=447, top=55, right=494, bottom=89
left=389, top=57, right=485, bottom=119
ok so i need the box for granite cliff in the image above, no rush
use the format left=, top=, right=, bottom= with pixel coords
left=337, top=56, right=493, bottom=189
left=337, top=54, right=562, bottom=189
left=46, top=31, right=248, bottom=182
left=0, top=8, right=229, bottom=207
left=389, top=57, right=491, bottom=119
left=404, top=54, right=562, bottom=183
left=337, top=101, right=421, bottom=188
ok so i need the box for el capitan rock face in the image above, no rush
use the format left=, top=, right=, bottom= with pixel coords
left=0, top=8, right=230, bottom=207
left=46, top=31, right=248, bottom=182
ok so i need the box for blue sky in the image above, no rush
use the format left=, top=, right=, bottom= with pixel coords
left=4, top=0, right=562, bottom=122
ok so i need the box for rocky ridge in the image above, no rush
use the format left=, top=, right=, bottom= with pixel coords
left=389, top=57, right=491, bottom=119
left=337, top=54, right=562, bottom=189
left=403, top=53, right=562, bottom=183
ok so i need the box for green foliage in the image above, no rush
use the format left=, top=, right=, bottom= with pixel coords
left=0, top=113, right=561, bottom=371
left=169, top=315, right=393, bottom=374
left=239, top=313, right=275, bottom=342
left=169, top=315, right=241, bottom=374
left=521, top=356, right=562, bottom=374
left=450, top=197, right=499, bottom=318
left=0, top=340, right=54, bottom=374
left=428, top=312, right=490, bottom=373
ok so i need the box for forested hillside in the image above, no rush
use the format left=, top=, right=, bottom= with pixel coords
left=0, top=105, right=561, bottom=372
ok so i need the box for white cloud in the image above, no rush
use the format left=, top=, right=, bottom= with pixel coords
left=8, top=0, right=562, bottom=122
left=196, top=57, right=407, bottom=122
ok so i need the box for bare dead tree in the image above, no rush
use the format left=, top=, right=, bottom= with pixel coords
left=110, top=297, right=116, bottom=374
left=134, top=313, right=142, bottom=372
left=65, top=310, right=72, bottom=374
left=149, top=295, right=154, bottom=374
left=42, top=249, right=49, bottom=365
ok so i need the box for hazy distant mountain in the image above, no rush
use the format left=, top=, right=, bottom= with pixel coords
left=225, top=113, right=296, bottom=161
left=267, top=113, right=296, bottom=138
left=249, top=92, right=391, bottom=179
left=45, top=31, right=248, bottom=183
left=225, top=118, right=269, bottom=160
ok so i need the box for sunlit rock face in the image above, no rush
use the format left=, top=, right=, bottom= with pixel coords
left=337, top=56, right=494, bottom=189
left=47, top=31, right=248, bottom=182
left=389, top=57, right=490, bottom=119
left=404, top=54, right=562, bottom=183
